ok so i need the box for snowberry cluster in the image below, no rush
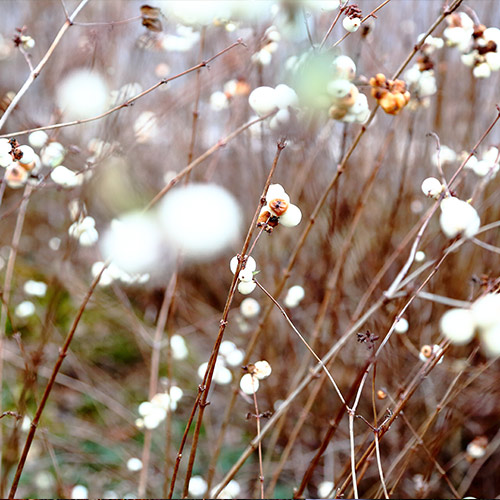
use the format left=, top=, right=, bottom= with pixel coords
left=369, top=73, right=411, bottom=115
left=463, top=146, right=499, bottom=178
left=444, top=12, right=500, bottom=78
left=135, top=386, right=183, bottom=430
left=257, top=183, right=302, bottom=232
left=328, top=55, right=370, bottom=123
left=248, top=83, right=299, bottom=130
left=439, top=293, right=500, bottom=357
left=0, top=138, right=40, bottom=188
left=240, top=360, right=272, bottom=395
left=231, top=254, right=258, bottom=295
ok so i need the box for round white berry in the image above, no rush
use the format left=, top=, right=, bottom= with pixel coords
left=248, top=86, right=278, bottom=116
left=394, top=317, right=409, bottom=334
left=28, top=130, right=49, bottom=149
left=342, top=16, right=360, bottom=32
left=473, top=62, right=491, bottom=79
left=253, top=360, right=272, bottom=379
left=240, top=373, right=259, bottom=394
left=471, top=293, right=500, bottom=331
left=332, top=55, right=356, bottom=81
left=439, top=197, right=480, bottom=239
left=274, top=84, right=299, bottom=109
left=238, top=280, right=256, bottom=295
left=266, top=184, right=289, bottom=204
left=480, top=323, right=500, bottom=357
left=230, top=255, right=256, bottom=275
left=238, top=268, right=254, bottom=283
left=439, top=308, right=476, bottom=345
left=327, top=79, right=352, bottom=99
left=483, top=27, right=500, bottom=45
left=240, top=297, right=260, bottom=318
left=279, top=203, right=302, bottom=227
left=485, top=51, right=500, bottom=72
left=421, top=177, right=443, bottom=198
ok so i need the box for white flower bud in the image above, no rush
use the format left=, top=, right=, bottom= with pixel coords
left=279, top=203, right=302, bottom=227
left=421, top=177, right=443, bottom=198
left=248, top=86, right=278, bottom=116
left=439, top=308, right=476, bottom=345
left=238, top=280, right=256, bottom=295
left=240, top=373, right=259, bottom=394
left=240, top=297, right=260, bottom=318
left=342, top=16, right=361, bottom=32
left=439, top=197, right=480, bottom=239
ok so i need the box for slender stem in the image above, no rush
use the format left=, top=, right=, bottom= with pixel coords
left=0, top=40, right=244, bottom=139
left=254, top=280, right=346, bottom=407
left=8, top=264, right=108, bottom=499
left=176, top=140, right=286, bottom=498
left=252, top=389, right=265, bottom=499
left=0, top=0, right=90, bottom=132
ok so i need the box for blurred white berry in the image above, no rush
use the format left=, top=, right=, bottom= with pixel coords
left=415, top=250, right=426, bottom=262
left=332, top=55, right=356, bottom=80
left=24, top=280, right=47, bottom=297
left=210, top=91, right=229, bottom=111
left=57, top=69, right=109, bottom=120
left=417, top=71, right=437, bottom=97
left=158, top=183, right=242, bottom=260
left=284, top=285, right=305, bottom=308
left=71, top=485, right=88, bottom=499
left=483, top=27, right=500, bottom=44
left=395, top=317, right=409, bottom=334
left=343, top=16, right=360, bottom=32
left=432, top=145, right=456, bottom=166
left=274, top=84, right=299, bottom=109
left=461, top=51, right=477, bottom=67
left=240, top=373, right=259, bottom=394
left=189, top=476, right=208, bottom=497
left=41, top=141, right=65, bottom=168
left=126, top=458, right=143, bottom=472
left=51, top=166, right=84, bottom=188
left=470, top=293, right=500, bottom=331
left=327, top=79, right=352, bottom=99
left=473, top=62, right=491, bottom=79
left=479, top=323, right=500, bottom=357
left=248, top=86, right=278, bottom=116
left=15, top=300, right=35, bottom=318
left=170, top=334, right=188, bottom=360
left=17, top=145, right=35, bottom=166
left=419, top=344, right=444, bottom=363
left=240, top=297, right=260, bottom=318
left=28, top=130, right=49, bottom=149
left=439, top=308, right=476, bottom=345
left=439, top=197, right=480, bottom=239
left=318, top=481, right=334, bottom=498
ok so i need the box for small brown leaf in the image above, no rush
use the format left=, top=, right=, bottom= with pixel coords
left=142, top=17, right=163, bottom=32
left=140, top=4, right=161, bottom=18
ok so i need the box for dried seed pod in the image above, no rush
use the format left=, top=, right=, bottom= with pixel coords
left=269, top=198, right=289, bottom=216
left=420, top=344, right=433, bottom=359
left=257, top=209, right=272, bottom=227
